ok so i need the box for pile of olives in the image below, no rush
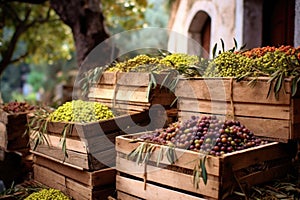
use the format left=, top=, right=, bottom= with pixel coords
left=107, top=54, right=161, bottom=72
left=49, top=100, right=114, bottom=123
left=107, top=53, right=200, bottom=73
left=160, top=53, right=199, bottom=69
left=1, top=101, right=34, bottom=113
left=205, top=45, right=300, bottom=78
left=24, top=188, right=70, bottom=200
left=204, top=51, right=255, bottom=77
left=139, top=115, right=267, bottom=156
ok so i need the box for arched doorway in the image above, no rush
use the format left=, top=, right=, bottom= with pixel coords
left=188, top=11, right=211, bottom=58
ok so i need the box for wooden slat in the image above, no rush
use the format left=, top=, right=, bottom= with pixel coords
left=178, top=98, right=291, bottom=120
left=44, top=134, right=87, bottom=153
left=175, top=78, right=292, bottom=105
left=117, top=72, right=150, bottom=86
left=115, top=86, right=148, bottom=103
left=32, top=146, right=90, bottom=170
left=98, top=72, right=117, bottom=85
left=236, top=116, right=290, bottom=141
left=90, top=147, right=116, bottom=168
left=222, top=142, right=293, bottom=171
left=175, top=78, right=231, bottom=101
left=116, top=175, right=207, bottom=200
left=88, top=87, right=115, bottom=100
left=34, top=164, right=66, bottom=191
left=85, top=132, right=118, bottom=153
left=117, top=191, right=142, bottom=200
left=0, top=122, right=7, bottom=149
left=116, top=157, right=219, bottom=198
left=34, top=155, right=116, bottom=187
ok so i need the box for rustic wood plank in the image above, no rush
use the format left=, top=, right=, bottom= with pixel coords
left=178, top=98, right=291, bottom=120
left=175, top=78, right=231, bottom=101
left=32, top=146, right=90, bottom=170
left=236, top=116, right=290, bottom=141
left=34, top=155, right=116, bottom=187
left=115, top=86, right=148, bottom=103
left=90, top=147, right=116, bottom=168
left=232, top=78, right=291, bottom=104
left=116, top=175, right=207, bottom=200
left=85, top=132, right=118, bottom=153
left=117, top=72, right=150, bottom=86
left=175, top=78, right=292, bottom=104
left=117, top=191, right=142, bottom=200
left=238, top=162, right=292, bottom=186
left=222, top=142, right=294, bottom=171
left=33, top=164, right=66, bottom=191
left=65, top=177, right=115, bottom=200
left=116, top=157, right=219, bottom=198
left=98, top=72, right=117, bottom=85
left=45, top=134, right=87, bottom=153
left=0, top=122, right=7, bottom=149
left=65, top=178, right=93, bottom=200
left=88, top=87, right=115, bottom=100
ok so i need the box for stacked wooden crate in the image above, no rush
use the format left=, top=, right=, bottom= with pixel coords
left=88, top=72, right=177, bottom=122
left=175, top=77, right=300, bottom=142
left=32, top=71, right=178, bottom=199
left=31, top=111, right=152, bottom=200
left=0, top=111, right=29, bottom=154
left=0, top=111, right=32, bottom=190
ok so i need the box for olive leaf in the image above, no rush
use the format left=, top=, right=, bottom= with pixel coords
left=292, top=75, right=300, bottom=96
left=212, top=43, right=218, bottom=58
left=60, top=123, right=72, bottom=160
left=166, top=145, right=177, bottom=164
left=126, top=142, right=156, bottom=165
left=233, top=38, right=238, bottom=50
left=221, top=39, right=225, bottom=52
left=156, top=147, right=164, bottom=167
left=193, top=155, right=208, bottom=189
left=201, top=156, right=208, bottom=185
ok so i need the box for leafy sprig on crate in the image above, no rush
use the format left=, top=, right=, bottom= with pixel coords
left=25, top=106, right=52, bottom=150
left=126, top=140, right=208, bottom=187
left=25, top=106, right=71, bottom=159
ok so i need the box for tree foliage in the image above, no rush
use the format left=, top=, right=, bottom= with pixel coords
left=0, top=1, right=74, bottom=74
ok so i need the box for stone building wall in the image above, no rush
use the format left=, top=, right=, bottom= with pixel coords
left=169, top=0, right=299, bottom=56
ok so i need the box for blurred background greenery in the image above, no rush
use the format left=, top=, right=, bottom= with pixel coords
left=0, top=0, right=172, bottom=104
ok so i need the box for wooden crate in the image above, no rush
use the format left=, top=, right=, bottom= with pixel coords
left=88, top=72, right=176, bottom=113
left=115, top=133, right=296, bottom=200
left=33, top=155, right=116, bottom=200
left=175, top=77, right=300, bottom=142
left=30, top=111, right=160, bottom=170
left=0, top=111, right=29, bottom=151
